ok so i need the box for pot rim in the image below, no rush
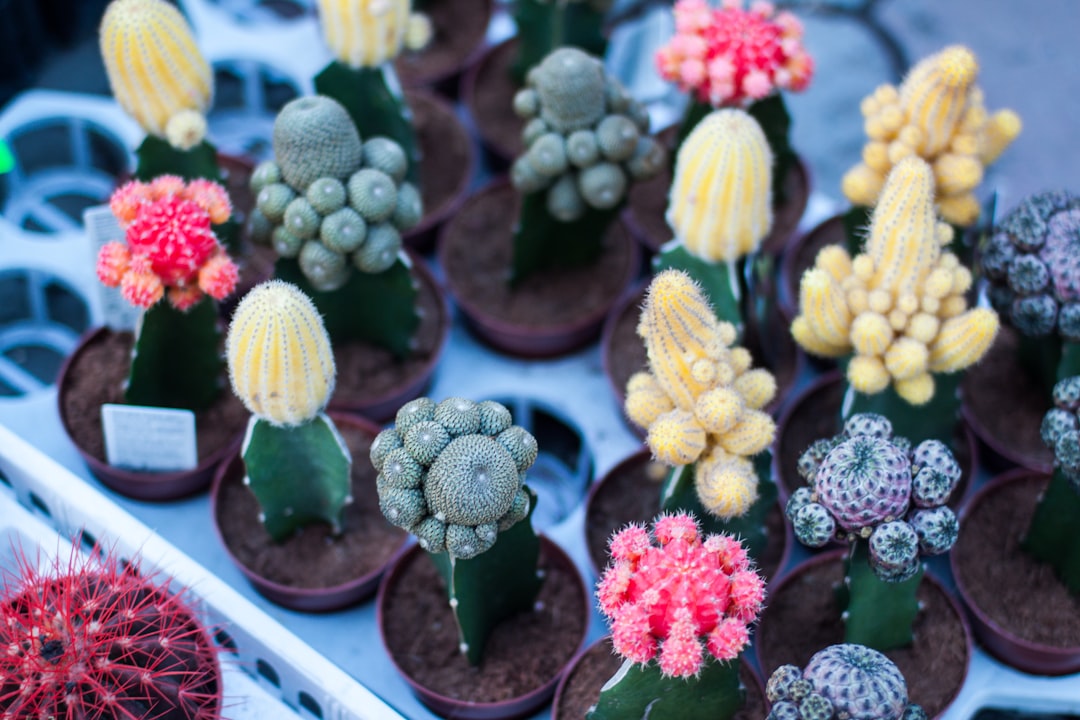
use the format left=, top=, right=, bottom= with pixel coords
left=778, top=211, right=846, bottom=320
left=460, top=37, right=520, bottom=166
left=394, top=0, right=494, bottom=91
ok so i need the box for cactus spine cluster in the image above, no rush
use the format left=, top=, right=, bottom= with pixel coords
left=226, top=281, right=352, bottom=543
left=0, top=549, right=221, bottom=719
left=766, top=644, right=925, bottom=720
left=316, top=0, right=430, bottom=68
left=843, top=45, right=1021, bottom=226
left=792, top=157, right=999, bottom=406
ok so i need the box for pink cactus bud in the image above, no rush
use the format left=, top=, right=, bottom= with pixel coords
left=148, top=174, right=187, bottom=200
left=185, top=178, right=233, bottom=224
left=96, top=241, right=131, bottom=286
left=609, top=522, right=651, bottom=561
left=706, top=617, right=750, bottom=662
left=198, top=250, right=239, bottom=300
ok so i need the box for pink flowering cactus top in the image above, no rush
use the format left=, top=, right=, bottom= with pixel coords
left=596, top=512, right=765, bottom=678
left=656, top=0, right=813, bottom=108
left=97, top=176, right=238, bottom=311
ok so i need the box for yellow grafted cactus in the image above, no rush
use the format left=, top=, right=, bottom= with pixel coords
left=226, top=280, right=336, bottom=427
left=625, top=269, right=777, bottom=519
left=667, top=109, right=773, bottom=262
left=793, top=157, right=999, bottom=405
left=842, top=45, right=1021, bottom=226
left=316, top=0, right=429, bottom=68
left=100, top=0, right=212, bottom=150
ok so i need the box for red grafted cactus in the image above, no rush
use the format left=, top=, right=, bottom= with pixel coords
left=597, top=512, right=765, bottom=678
left=0, top=549, right=222, bottom=719
left=98, top=176, right=237, bottom=310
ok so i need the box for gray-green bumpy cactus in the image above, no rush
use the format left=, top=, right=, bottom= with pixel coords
left=510, top=47, right=665, bottom=222
left=766, top=644, right=925, bottom=720
left=250, top=95, right=422, bottom=291
left=1041, top=375, right=1080, bottom=490
left=370, top=397, right=537, bottom=559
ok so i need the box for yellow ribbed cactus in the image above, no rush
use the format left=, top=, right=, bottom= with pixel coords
left=100, top=0, right=212, bottom=150
left=316, top=0, right=430, bottom=68
left=226, top=280, right=336, bottom=427
left=667, top=109, right=774, bottom=262
left=793, top=157, right=999, bottom=405
left=626, top=269, right=777, bottom=519
left=842, top=45, right=1021, bottom=226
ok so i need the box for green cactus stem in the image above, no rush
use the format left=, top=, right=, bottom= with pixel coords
left=510, top=192, right=620, bottom=284
left=588, top=654, right=745, bottom=720
left=1023, top=468, right=1080, bottom=595
left=125, top=296, right=221, bottom=411
left=1016, top=335, right=1080, bottom=400
left=842, top=204, right=873, bottom=255
left=241, top=413, right=352, bottom=542
left=838, top=541, right=922, bottom=651
left=314, top=61, right=419, bottom=185
left=655, top=243, right=746, bottom=340
left=429, top=487, right=542, bottom=666
left=841, top=371, right=961, bottom=447
left=511, top=0, right=607, bottom=85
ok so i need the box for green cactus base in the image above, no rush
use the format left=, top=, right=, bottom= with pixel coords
left=842, top=204, right=873, bottom=255
left=587, top=656, right=745, bottom=720
left=429, top=487, right=542, bottom=666
left=841, top=372, right=961, bottom=447
left=660, top=453, right=776, bottom=563
left=1022, top=469, right=1080, bottom=596
left=1016, top=336, right=1080, bottom=401
left=125, top=296, right=222, bottom=411
left=838, top=540, right=922, bottom=651
left=654, top=244, right=746, bottom=340
left=510, top=192, right=619, bottom=285
left=511, top=0, right=606, bottom=85
left=314, top=61, right=420, bottom=185
left=241, top=413, right=352, bottom=543
left=274, top=255, right=419, bottom=360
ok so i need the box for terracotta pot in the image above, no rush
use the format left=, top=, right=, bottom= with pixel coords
left=952, top=469, right=1080, bottom=675
left=551, top=635, right=767, bottom=720
left=461, top=38, right=522, bottom=169
left=779, top=212, right=846, bottom=320
left=377, top=538, right=590, bottom=720
left=772, top=371, right=979, bottom=512
left=439, top=180, right=641, bottom=358
left=393, top=0, right=494, bottom=98
left=56, top=327, right=245, bottom=501
left=755, top=549, right=973, bottom=719
left=210, top=412, right=409, bottom=612
left=584, top=449, right=793, bottom=586
left=401, top=89, right=476, bottom=254
left=326, top=251, right=451, bottom=422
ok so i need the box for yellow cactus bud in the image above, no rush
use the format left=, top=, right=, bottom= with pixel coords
left=694, top=452, right=758, bottom=520
left=716, top=409, right=774, bottom=457
left=404, top=12, right=433, bottom=51
left=860, top=95, right=881, bottom=117
left=887, top=139, right=916, bottom=165
left=950, top=133, right=979, bottom=156
left=935, top=222, right=955, bottom=248
left=895, top=372, right=935, bottom=405
left=937, top=193, right=981, bottom=227
left=868, top=289, right=893, bottom=314
left=938, top=295, right=968, bottom=319
left=897, top=293, right=919, bottom=315
left=647, top=409, right=706, bottom=466
left=847, top=288, right=870, bottom=315
left=842, top=164, right=885, bottom=208
left=897, top=125, right=924, bottom=153
left=226, top=281, right=336, bottom=427
left=888, top=309, right=909, bottom=331
left=934, top=153, right=984, bottom=196
left=875, top=84, right=900, bottom=105
left=796, top=269, right=852, bottom=351
left=791, top=316, right=848, bottom=358
left=694, top=387, right=744, bottom=434
left=863, top=142, right=891, bottom=174
left=885, top=337, right=929, bottom=380
left=848, top=355, right=890, bottom=395
left=980, top=109, right=1022, bottom=164
left=928, top=308, right=999, bottom=373
left=729, top=347, right=752, bottom=375
left=901, top=45, right=978, bottom=157
left=924, top=267, right=954, bottom=299
left=851, top=312, right=893, bottom=356
left=100, top=0, right=211, bottom=147
left=316, top=0, right=412, bottom=68
left=952, top=266, right=973, bottom=295
left=668, top=109, right=773, bottom=262
left=816, top=244, right=853, bottom=283
left=733, top=368, right=776, bottom=411
left=624, top=372, right=674, bottom=428
left=907, top=313, right=940, bottom=344
left=866, top=157, right=940, bottom=296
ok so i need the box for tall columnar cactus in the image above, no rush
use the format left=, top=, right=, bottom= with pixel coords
left=766, top=644, right=926, bottom=720
left=511, top=0, right=611, bottom=85
left=250, top=95, right=422, bottom=358
left=589, top=513, right=765, bottom=719
left=1024, top=376, right=1080, bottom=594
left=0, top=548, right=222, bottom=719
left=791, top=157, right=998, bottom=443
left=100, top=0, right=222, bottom=183
left=97, top=177, right=238, bottom=411
left=655, top=0, right=813, bottom=201
left=226, top=280, right=351, bottom=543
left=624, top=270, right=778, bottom=558
left=510, top=47, right=664, bottom=282
left=785, top=413, right=961, bottom=650
left=843, top=45, right=1021, bottom=228
left=980, top=191, right=1080, bottom=392
left=371, top=397, right=541, bottom=666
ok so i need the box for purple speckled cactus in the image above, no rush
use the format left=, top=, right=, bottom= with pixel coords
left=814, top=435, right=911, bottom=532
left=766, top=644, right=924, bottom=720
left=1041, top=375, right=1080, bottom=490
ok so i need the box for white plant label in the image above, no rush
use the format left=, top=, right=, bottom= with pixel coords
left=84, top=205, right=140, bottom=332
left=101, top=404, right=198, bottom=472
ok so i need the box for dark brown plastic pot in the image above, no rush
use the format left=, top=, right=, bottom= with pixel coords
left=210, top=412, right=409, bottom=612
left=438, top=180, right=641, bottom=358
left=461, top=37, right=522, bottom=169
left=951, top=469, right=1080, bottom=675
left=56, top=327, right=243, bottom=501
left=376, top=537, right=590, bottom=720
left=755, top=549, right=973, bottom=719
left=778, top=212, right=846, bottom=320
left=393, top=0, right=494, bottom=98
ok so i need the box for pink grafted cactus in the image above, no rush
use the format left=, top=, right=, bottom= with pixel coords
left=655, top=0, right=814, bottom=108
left=597, top=512, right=765, bottom=678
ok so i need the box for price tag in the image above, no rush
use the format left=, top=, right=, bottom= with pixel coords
left=101, top=404, right=198, bottom=472
left=83, top=205, right=140, bottom=332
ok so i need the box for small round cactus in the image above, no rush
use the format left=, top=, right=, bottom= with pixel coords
left=273, top=96, right=364, bottom=192
left=1043, top=375, right=1080, bottom=491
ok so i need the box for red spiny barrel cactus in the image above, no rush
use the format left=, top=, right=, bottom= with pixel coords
left=0, top=550, right=222, bottom=720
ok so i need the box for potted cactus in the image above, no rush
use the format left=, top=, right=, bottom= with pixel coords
left=765, top=644, right=926, bottom=720
left=373, top=396, right=589, bottom=719
left=211, top=280, right=408, bottom=611
left=952, top=375, right=1080, bottom=674
left=392, top=0, right=494, bottom=94
left=965, top=190, right=1080, bottom=470
left=0, top=545, right=223, bottom=718
left=58, top=175, right=247, bottom=499
left=441, top=47, right=663, bottom=356
left=248, top=94, right=449, bottom=419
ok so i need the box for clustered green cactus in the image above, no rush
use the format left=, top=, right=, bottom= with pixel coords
left=767, top=644, right=925, bottom=720
left=250, top=95, right=422, bottom=291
